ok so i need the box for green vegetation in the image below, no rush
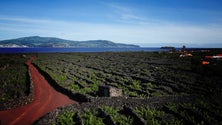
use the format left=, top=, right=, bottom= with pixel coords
left=102, top=106, right=133, bottom=125
left=0, top=54, right=29, bottom=102
left=57, top=111, right=76, bottom=125
left=81, top=110, right=105, bottom=125
left=164, top=100, right=222, bottom=125
left=54, top=110, right=105, bottom=125
left=135, top=106, right=165, bottom=125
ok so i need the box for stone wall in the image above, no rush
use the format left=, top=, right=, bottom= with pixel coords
left=98, top=85, right=122, bottom=97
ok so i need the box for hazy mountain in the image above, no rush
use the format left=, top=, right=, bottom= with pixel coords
left=0, top=36, right=140, bottom=48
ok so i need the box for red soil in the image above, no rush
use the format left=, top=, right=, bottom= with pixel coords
left=0, top=57, right=76, bottom=125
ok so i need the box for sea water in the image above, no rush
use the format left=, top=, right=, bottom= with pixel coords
left=0, top=47, right=170, bottom=53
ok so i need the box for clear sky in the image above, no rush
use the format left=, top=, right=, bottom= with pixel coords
left=0, top=0, right=222, bottom=47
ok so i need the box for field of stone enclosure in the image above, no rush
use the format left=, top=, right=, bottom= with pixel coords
left=0, top=51, right=222, bottom=124
left=33, top=51, right=222, bottom=124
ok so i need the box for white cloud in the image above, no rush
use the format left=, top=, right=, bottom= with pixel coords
left=0, top=16, right=54, bottom=24
left=106, top=3, right=146, bottom=22
left=0, top=16, right=222, bottom=47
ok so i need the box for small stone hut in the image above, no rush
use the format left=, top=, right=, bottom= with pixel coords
left=98, top=85, right=122, bottom=97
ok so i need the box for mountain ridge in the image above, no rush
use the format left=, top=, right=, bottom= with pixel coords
left=0, top=36, right=140, bottom=48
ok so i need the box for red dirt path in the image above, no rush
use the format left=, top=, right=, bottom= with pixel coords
left=0, top=57, right=76, bottom=125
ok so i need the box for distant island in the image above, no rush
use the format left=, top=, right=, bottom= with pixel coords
left=0, top=36, right=140, bottom=48
left=160, top=46, right=176, bottom=49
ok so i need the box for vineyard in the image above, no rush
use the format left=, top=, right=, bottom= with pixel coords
left=0, top=54, right=29, bottom=102
left=33, top=52, right=221, bottom=97
left=33, top=52, right=222, bottom=124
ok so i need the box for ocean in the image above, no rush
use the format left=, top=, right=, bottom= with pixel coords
left=0, top=47, right=170, bottom=53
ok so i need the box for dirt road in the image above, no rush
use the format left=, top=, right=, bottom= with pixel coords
left=0, top=57, right=76, bottom=125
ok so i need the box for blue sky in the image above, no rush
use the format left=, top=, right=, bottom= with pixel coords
left=0, top=0, right=222, bottom=47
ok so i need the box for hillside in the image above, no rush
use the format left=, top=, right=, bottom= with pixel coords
left=0, top=36, right=139, bottom=48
